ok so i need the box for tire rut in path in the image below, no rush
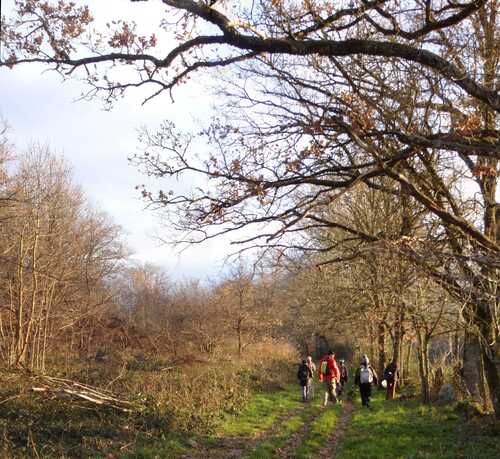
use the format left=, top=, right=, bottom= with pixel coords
left=317, top=400, right=354, bottom=459
left=274, top=403, right=327, bottom=458
left=178, top=403, right=308, bottom=459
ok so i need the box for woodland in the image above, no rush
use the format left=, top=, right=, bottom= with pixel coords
left=0, top=0, right=499, bottom=457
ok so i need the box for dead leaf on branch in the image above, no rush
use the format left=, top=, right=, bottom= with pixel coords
left=473, top=165, right=498, bottom=178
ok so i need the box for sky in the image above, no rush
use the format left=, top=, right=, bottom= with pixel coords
left=0, top=0, right=235, bottom=281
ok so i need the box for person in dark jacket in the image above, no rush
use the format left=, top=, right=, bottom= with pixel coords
left=354, top=354, right=378, bottom=408
left=297, top=359, right=313, bottom=402
left=383, top=359, right=399, bottom=400
left=306, top=356, right=316, bottom=400
left=337, top=359, right=349, bottom=398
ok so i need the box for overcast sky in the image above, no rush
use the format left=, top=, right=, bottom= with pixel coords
left=0, top=0, right=235, bottom=281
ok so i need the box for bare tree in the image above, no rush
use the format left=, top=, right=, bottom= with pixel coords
left=1, top=0, right=498, bottom=414
left=0, top=145, right=127, bottom=371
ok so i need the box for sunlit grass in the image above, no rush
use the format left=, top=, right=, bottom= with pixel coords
left=291, top=402, right=341, bottom=459
left=244, top=413, right=304, bottom=459
left=3, top=366, right=499, bottom=459
left=336, top=391, right=500, bottom=459
left=243, top=393, right=326, bottom=459
left=121, top=434, right=188, bottom=459
left=218, top=383, right=298, bottom=437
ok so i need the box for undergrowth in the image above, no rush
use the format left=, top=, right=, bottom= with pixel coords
left=0, top=357, right=295, bottom=458
left=3, top=360, right=498, bottom=459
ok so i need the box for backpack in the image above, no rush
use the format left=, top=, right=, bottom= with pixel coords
left=384, top=369, right=394, bottom=383
left=320, top=360, right=332, bottom=376
left=359, top=366, right=373, bottom=384
left=384, top=363, right=396, bottom=383
left=298, top=364, right=310, bottom=381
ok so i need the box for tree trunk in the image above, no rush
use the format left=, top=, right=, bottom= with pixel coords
left=453, top=329, right=460, bottom=360
left=237, top=318, right=242, bottom=360
left=418, top=344, right=430, bottom=403
left=377, top=322, right=386, bottom=383
left=14, top=234, right=26, bottom=366
left=476, top=6, right=499, bottom=417
left=392, top=305, right=405, bottom=369
left=405, top=340, right=413, bottom=381
left=369, top=321, right=376, bottom=363
left=414, top=323, right=430, bottom=403
left=479, top=353, right=493, bottom=412
left=399, top=336, right=405, bottom=385
left=462, top=330, right=482, bottom=402
left=482, top=340, right=500, bottom=417
left=18, top=225, right=40, bottom=366
left=423, top=336, right=431, bottom=398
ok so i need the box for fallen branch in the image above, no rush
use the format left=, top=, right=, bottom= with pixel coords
left=0, top=393, right=22, bottom=405
left=31, top=375, right=141, bottom=412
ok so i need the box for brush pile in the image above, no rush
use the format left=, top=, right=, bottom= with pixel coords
left=31, top=375, right=139, bottom=412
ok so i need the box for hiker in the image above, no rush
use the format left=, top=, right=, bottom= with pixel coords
left=337, top=359, right=349, bottom=398
left=297, top=359, right=313, bottom=402
left=354, top=354, right=378, bottom=408
left=306, top=356, right=316, bottom=400
left=318, top=350, right=340, bottom=406
left=383, top=359, right=399, bottom=400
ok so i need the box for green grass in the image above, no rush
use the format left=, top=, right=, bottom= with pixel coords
left=119, top=383, right=309, bottom=459
left=217, top=383, right=299, bottom=437
left=96, top=383, right=307, bottom=458
left=244, top=413, right=305, bottom=459
left=336, top=391, right=500, bottom=459
left=243, top=392, right=331, bottom=459
left=0, top=366, right=297, bottom=459
left=120, top=433, right=189, bottom=459
left=3, top=366, right=499, bottom=459
left=120, top=382, right=338, bottom=459
left=199, top=382, right=342, bottom=459
left=289, top=379, right=349, bottom=459
left=217, top=383, right=313, bottom=458
left=291, top=402, right=342, bottom=458
left=0, top=395, right=133, bottom=458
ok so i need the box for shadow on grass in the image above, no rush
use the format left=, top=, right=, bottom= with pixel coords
left=0, top=391, right=173, bottom=458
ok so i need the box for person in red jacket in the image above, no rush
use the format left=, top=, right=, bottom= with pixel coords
left=318, top=350, right=340, bottom=406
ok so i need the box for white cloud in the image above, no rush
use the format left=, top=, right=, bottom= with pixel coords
left=0, top=0, right=231, bottom=280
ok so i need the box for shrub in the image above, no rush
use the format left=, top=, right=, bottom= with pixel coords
left=123, top=357, right=295, bottom=435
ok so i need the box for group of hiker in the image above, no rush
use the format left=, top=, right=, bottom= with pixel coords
left=297, top=351, right=399, bottom=408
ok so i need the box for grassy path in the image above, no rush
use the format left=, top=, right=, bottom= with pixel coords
left=317, top=400, right=354, bottom=458
left=169, top=384, right=500, bottom=459
left=4, top=369, right=498, bottom=458
left=335, top=392, right=500, bottom=459
left=166, top=384, right=345, bottom=459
